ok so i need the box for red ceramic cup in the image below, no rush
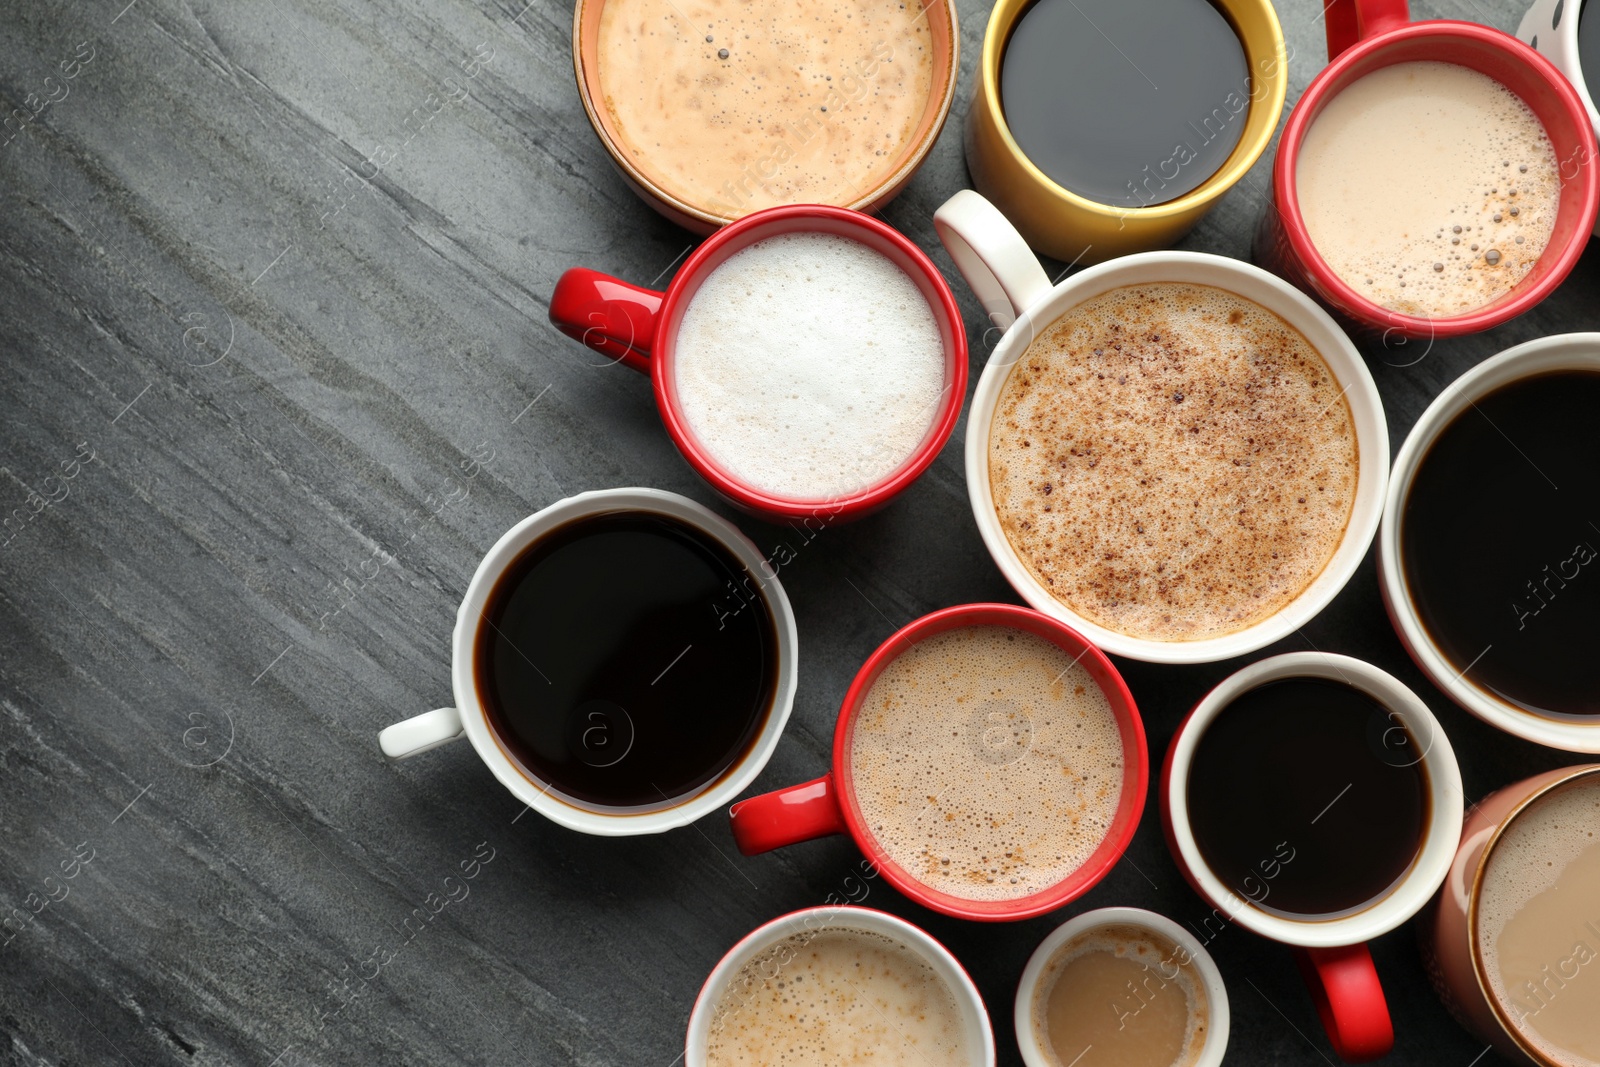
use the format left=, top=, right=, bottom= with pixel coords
left=547, top=205, right=968, bottom=523
left=728, top=602, right=1147, bottom=922
left=1255, top=0, right=1600, bottom=340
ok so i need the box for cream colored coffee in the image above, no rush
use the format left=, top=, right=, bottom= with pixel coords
left=1478, top=772, right=1600, bottom=1066
left=1297, top=61, right=1560, bottom=318
left=706, top=927, right=966, bottom=1066
left=989, top=283, right=1358, bottom=643
left=1033, top=924, right=1210, bottom=1067
left=596, top=0, right=935, bottom=218
left=849, top=624, right=1124, bottom=901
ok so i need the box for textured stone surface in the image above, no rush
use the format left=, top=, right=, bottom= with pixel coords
left=0, top=0, right=1592, bottom=1063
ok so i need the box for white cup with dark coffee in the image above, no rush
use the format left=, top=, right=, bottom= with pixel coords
left=377, top=487, right=799, bottom=835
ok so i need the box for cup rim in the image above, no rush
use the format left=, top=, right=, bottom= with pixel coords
left=829, top=602, right=1148, bottom=921
left=964, top=250, right=1389, bottom=664
left=974, top=0, right=1288, bottom=221
left=649, top=204, right=969, bottom=522
left=683, top=904, right=997, bottom=1067
left=570, top=0, right=961, bottom=230
left=1012, top=906, right=1232, bottom=1067
left=1527, top=0, right=1599, bottom=123
left=1377, top=332, right=1600, bottom=752
left=1161, top=652, right=1464, bottom=948
left=1271, top=19, right=1600, bottom=338
left=450, top=488, right=799, bottom=835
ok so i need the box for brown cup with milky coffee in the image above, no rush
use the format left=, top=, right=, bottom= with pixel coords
left=572, top=0, right=959, bottom=233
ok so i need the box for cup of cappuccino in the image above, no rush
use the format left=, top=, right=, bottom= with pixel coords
left=686, top=905, right=995, bottom=1066
left=1516, top=0, right=1600, bottom=237
left=1420, top=764, right=1600, bottom=1067
left=728, top=602, right=1148, bottom=921
left=1254, top=0, right=1599, bottom=340
left=571, top=0, right=959, bottom=232
left=933, top=190, right=1388, bottom=665
left=548, top=205, right=968, bottom=524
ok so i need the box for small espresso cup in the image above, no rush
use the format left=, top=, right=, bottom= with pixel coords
left=728, top=602, right=1147, bottom=921
left=1255, top=0, right=1600, bottom=340
left=1015, top=907, right=1231, bottom=1067
left=1161, top=652, right=1464, bottom=1063
left=548, top=205, right=968, bottom=524
left=933, top=189, right=1389, bottom=665
left=1518, top=0, right=1600, bottom=236
left=962, top=0, right=1287, bottom=264
left=1420, top=764, right=1600, bottom=1067
left=686, top=905, right=996, bottom=1066
left=1379, top=333, right=1600, bottom=753
left=377, top=488, right=798, bottom=836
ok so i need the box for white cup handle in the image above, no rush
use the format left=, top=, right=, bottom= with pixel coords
left=379, top=706, right=465, bottom=760
left=934, top=190, right=1052, bottom=331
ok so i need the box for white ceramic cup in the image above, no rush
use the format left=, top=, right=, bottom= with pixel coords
left=1517, top=0, right=1600, bottom=236
left=377, top=487, right=799, bottom=836
left=933, top=190, right=1390, bottom=664
left=1379, top=332, right=1600, bottom=753
left=1014, top=906, right=1231, bottom=1067
left=685, top=905, right=996, bottom=1067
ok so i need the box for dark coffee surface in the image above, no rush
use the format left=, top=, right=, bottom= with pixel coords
left=1581, top=0, right=1600, bottom=95
left=478, top=512, right=776, bottom=807
left=1000, top=0, right=1250, bottom=207
left=1187, top=679, right=1429, bottom=918
left=1401, top=370, right=1600, bottom=719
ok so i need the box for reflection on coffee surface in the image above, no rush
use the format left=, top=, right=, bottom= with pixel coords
left=1479, top=772, right=1600, bottom=1066
left=848, top=624, right=1124, bottom=902
left=1033, top=924, right=1210, bottom=1067
left=1187, top=678, right=1429, bottom=918
left=476, top=512, right=776, bottom=808
left=988, top=283, right=1357, bottom=642
left=1401, top=370, right=1600, bottom=719
left=596, top=0, right=935, bottom=218
left=674, top=231, right=946, bottom=500
left=1297, top=61, right=1560, bottom=318
left=1000, top=0, right=1249, bottom=207
left=706, top=927, right=966, bottom=1066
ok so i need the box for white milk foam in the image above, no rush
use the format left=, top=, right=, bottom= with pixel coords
left=706, top=927, right=966, bottom=1067
left=848, top=624, right=1125, bottom=902
left=673, top=232, right=946, bottom=501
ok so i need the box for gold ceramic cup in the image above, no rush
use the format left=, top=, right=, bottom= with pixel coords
left=964, top=0, right=1288, bottom=264
left=573, top=0, right=960, bottom=234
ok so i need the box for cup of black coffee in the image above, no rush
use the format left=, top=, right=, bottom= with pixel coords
left=378, top=488, right=798, bottom=835
left=1160, top=652, right=1463, bottom=1062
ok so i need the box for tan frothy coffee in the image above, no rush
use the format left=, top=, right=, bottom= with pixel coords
left=989, top=283, right=1358, bottom=643
left=1297, top=61, right=1560, bottom=318
left=1478, top=772, right=1600, bottom=1066
left=1033, top=924, right=1210, bottom=1067
left=596, top=0, right=935, bottom=218
left=706, top=927, right=966, bottom=1066
left=848, top=624, right=1124, bottom=902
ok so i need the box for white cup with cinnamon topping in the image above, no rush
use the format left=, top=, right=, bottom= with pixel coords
left=935, top=190, right=1389, bottom=664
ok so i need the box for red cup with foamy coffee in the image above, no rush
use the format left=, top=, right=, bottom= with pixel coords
left=548, top=205, right=968, bottom=524
left=1255, top=0, right=1599, bottom=340
left=729, top=603, right=1147, bottom=922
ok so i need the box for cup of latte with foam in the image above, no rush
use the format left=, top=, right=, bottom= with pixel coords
left=549, top=205, right=968, bottom=523
left=933, top=190, right=1389, bottom=664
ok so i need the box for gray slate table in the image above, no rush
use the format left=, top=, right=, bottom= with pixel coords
left=1, top=0, right=1592, bottom=1062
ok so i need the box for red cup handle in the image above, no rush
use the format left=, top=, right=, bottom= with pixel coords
left=548, top=267, right=662, bottom=375
left=1325, top=0, right=1409, bottom=61
left=729, top=775, right=848, bottom=856
left=1292, top=944, right=1395, bottom=1062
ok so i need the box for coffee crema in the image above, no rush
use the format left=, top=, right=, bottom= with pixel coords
left=674, top=231, right=946, bottom=501
left=848, top=624, right=1125, bottom=901
left=988, top=283, right=1358, bottom=642
left=595, top=0, right=936, bottom=218
left=1478, top=772, right=1600, bottom=1066
left=1033, top=924, right=1210, bottom=1067
left=1296, top=61, right=1560, bottom=318
left=706, top=927, right=966, bottom=1066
